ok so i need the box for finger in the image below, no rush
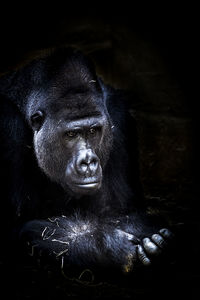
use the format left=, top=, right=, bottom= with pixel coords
left=137, top=245, right=151, bottom=266
left=159, top=228, right=174, bottom=240
left=143, top=237, right=161, bottom=256
left=151, top=233, right=167, bottom=249
left=115, top=229, right=135, bottom=241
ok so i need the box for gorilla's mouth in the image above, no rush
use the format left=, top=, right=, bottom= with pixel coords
left=68, top=179, right=102, bottom=194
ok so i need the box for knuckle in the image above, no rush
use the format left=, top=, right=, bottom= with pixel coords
left=151, top=234, right=166, bottom=248
left=143, top=237, right=160, bottom=255
left=138, top=245, right=151, bottom=266
left=137, top=245, right=151, bottom=266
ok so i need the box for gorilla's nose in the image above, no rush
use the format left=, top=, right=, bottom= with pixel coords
left=76, top=149, right=99, bottom=176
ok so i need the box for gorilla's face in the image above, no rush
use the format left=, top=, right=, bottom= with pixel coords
left=27, top=83, right=113, bottom=196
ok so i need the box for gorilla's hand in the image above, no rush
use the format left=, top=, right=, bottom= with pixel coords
left=115, top=228, right=174, bottom=273
left=136, top=228, right=174, bottom=266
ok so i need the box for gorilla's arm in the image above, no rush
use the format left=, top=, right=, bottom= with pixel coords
left=19, top=214, right=172, bottom=273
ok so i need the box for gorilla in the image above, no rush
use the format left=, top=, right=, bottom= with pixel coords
left=0, top=47, right=173, bottom=277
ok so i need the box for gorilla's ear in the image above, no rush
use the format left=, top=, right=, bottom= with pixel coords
left=30, top=110, right=45, bottom=131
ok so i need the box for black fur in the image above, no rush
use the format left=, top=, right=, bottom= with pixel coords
left=0, top=47, right=172, bottom=277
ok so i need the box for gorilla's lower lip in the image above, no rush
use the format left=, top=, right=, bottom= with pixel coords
left=76, top=182, right=100, bottom=189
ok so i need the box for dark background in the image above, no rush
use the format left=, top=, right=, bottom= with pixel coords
left=0, top=3, right=199, bottom=299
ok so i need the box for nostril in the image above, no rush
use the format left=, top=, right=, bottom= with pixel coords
left=90, top=159, right=98, bottom=168
left=88, top=159, right=99, bottom=175
left=80, top=163, right=88, bottom=173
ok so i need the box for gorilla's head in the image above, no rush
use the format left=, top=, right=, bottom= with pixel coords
left=26, top=48, right=113, bottom=195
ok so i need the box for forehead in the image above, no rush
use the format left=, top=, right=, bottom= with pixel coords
left=27, top=84, right=105, bottom=122
left=47, top=86, right=105, bottom=121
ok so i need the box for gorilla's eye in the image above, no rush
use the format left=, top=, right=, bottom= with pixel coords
left=30, top=111, right=44, bottom=130
left=89, top=128, right=96, bottom=135
left=65, top=131, right=77, bottom=138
